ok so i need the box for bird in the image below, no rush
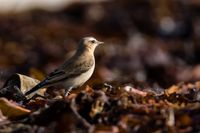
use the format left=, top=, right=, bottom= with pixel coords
left=25, top=37, right=103, bottom=97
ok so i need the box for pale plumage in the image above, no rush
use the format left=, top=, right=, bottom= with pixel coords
left=25, top=37, right=103, bottom=96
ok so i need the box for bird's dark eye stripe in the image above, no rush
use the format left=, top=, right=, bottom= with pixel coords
left=91, top=40, right=95, bottom=43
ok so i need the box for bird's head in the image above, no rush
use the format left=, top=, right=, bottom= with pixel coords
left=79, top=37, right=103, bottom=53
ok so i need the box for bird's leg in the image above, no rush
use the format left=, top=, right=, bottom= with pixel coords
left=64, top=87, right=73, bottom=97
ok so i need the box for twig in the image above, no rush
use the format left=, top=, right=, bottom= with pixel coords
left=70, top=98, right=93, bottom=129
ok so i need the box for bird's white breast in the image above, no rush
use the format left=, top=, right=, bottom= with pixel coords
left=63, top=64, right=95, bottom=88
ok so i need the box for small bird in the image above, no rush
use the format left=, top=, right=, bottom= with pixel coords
left=25, top=37, right=103, bottom=97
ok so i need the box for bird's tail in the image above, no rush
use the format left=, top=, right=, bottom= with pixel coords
left=25, top=82, right=45, bottom=96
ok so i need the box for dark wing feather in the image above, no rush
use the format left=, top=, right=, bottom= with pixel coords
left=44, top=58, right=94, bottom=85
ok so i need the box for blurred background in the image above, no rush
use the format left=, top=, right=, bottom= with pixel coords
left=0, top=0, right=199, bottom=88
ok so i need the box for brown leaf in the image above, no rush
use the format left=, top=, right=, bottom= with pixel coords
left=90, top=100, right=104, bottom=118
left=177, top=114, right=192, bottom=127
left=165, top=85, right=179, bottom=96
left=1, top=73, right=46, bottom=100
left=0, top=110, right=7, bottom=122
left=93, top=125, right=119, bottom=133
left=0, top=98, right=30, bottom=119
left=123, top=86, right=147, bottom=97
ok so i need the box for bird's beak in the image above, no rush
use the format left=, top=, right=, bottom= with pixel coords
left=97, top=41, right=104, bottom=45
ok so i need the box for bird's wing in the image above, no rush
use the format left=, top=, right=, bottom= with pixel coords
left=42, top=57, right=94, bottom=86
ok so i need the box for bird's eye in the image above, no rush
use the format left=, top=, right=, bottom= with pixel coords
left=91, top=40, right=95, bottom=43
